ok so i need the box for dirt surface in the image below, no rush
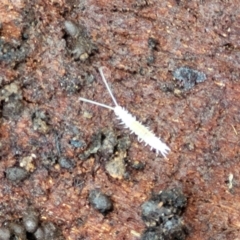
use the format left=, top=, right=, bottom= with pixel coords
left=0, top=0, right=240, bottom=239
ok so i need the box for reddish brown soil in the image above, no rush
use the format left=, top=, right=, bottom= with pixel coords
left=0, top=0, right=239, bottom=239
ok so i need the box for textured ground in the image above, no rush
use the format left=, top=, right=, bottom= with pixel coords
left=0, top=0, right=240, bottom=239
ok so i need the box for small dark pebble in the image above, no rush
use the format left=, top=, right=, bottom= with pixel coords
left=79, top=131, right=131, bottom=160
left=89, top=189, right=113, bottom=214
left=23, top=209, right=39, bottom=233
left=6, top=167, right=28, bottom=182
left=58, top=157, right=76, bottom=169
left=173, top=67, right=206, bottom=90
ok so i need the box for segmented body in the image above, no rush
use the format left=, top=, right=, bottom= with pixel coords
left=79, top=67, right=170, bottom=158
left=114, top=106, right=170, bottom=157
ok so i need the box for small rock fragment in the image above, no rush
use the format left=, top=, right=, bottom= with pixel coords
left=23, top=208, right=39, bottom=233
left=6, top=167, right=28, bottom=182
left=89, top=189, right=113, bottom=214
left=105, top=151, right=126, bottom=179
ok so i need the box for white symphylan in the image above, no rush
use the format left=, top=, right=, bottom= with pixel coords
left=79, top=67, right=170, bottom=158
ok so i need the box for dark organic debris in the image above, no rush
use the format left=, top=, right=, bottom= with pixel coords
left=64, top=20, right=97, bottom=61
left=141, top=188, right=188, bottom=240
left=79, top=132, right=102, bottom=160
left=173, top=67, right=206, bottom=90
left=79, top=129, right=131, bottom=160
left=89, top=189, right=113, bottom=214
left=79, top=129, right=131, bottom=179
left=5, top=167, right=28, bottom=182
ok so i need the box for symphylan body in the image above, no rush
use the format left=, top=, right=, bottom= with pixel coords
left=79, top=67, right=170, bottom=158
